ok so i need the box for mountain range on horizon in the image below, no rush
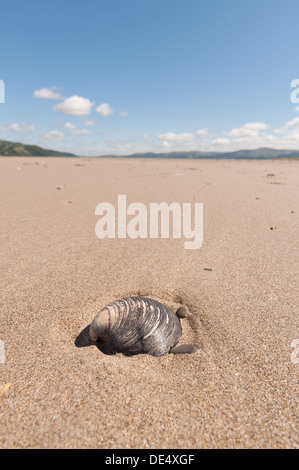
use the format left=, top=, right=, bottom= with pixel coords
left=1, top=139, right=299, bottom=159
left=98, top=147, right=299, bottom=160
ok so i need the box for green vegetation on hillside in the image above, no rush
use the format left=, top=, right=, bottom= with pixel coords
left=0, top=139, right=76, bottom=157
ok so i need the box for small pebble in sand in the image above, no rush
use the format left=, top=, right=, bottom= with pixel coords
left=170, top=344, right=198, bottom=355
left=176, top=306, right=189, bottom=318
left=204, top=268, right=213, bottom=272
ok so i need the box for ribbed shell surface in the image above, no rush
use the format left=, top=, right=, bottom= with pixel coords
left=89, top=297, right=182, bottom=357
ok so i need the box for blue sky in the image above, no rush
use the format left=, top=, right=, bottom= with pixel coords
left=1, top=0, right=299, bottom=155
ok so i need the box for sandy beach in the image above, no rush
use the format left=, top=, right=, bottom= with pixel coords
left=0, top=156, right=298, bottom=449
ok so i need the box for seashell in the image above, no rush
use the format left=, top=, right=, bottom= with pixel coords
left=89, top=297, right=182, bottom=357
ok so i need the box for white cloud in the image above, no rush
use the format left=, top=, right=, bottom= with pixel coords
left=212, top=138, right=230, bottom=145
left=64, top=122, right=77, bottom=129
left=0, top=122, right=35, bottom=133
left=85, top=121, right=95, bottom=126
left=245, top=122, right=268, bottom=130
left=11, top=122, right=35, bottom=132
left=119, top=111, right=128, bottom=117
left=271, top=117, right=299, bottom=145
left=226, top=122, right=269, bottom=138
left=286, top=117, right=299, bottom=128
left=273, top=127, right=285, bottom=134
left=196, top=128, right=209, bottom=136
left=96, top=103, right=114, bottom=116
left=281, top=131, right=299, bottom=142
left=63, top=121, right=92, bottom=135
left=158, top=132, right=194, bottom=143
left=69, top=128, right=92, bottom=135
left=42, top=130, right=64, bottom=141
left=33, top=87, right=64, bottom=100
left=161, top=140, right=173, bottom=148
left=54, top=95, right=95, bottom=115
left=264, top=134, right=277, bottom=143
left=143, top=134, right=151, bottom=142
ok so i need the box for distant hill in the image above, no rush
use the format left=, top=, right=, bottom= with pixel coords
left=98, top=151, right=217, bottom=159
left=216, top=148, right=299, bottom=159
left=0, top=139, right=76, bottom=157
left=98, top=148, right=299, bottom=159
left=1, top=139, right=299, bottom=159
